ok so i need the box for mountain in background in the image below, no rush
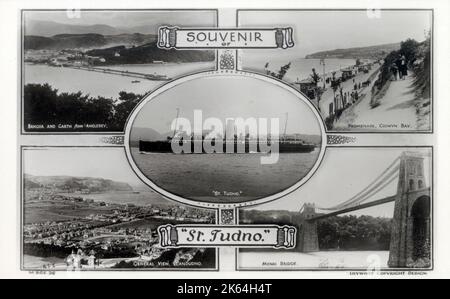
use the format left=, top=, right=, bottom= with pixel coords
left=289, top=134, right=322, bottom=145
left=130, top=127, right=165, bottom=146
left=25, top=19, right=214, bottom=37
left=24, top=33, right=157, bottom=50
left=305, top=43, right=400, bottom=60
left=24, top=20, right=155, bottom=36
left=24, top=34, right=214, bottom=64
left=24, top=174, right=133, bottom=192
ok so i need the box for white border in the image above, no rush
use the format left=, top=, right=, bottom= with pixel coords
left=2, top=0, right=448, bottom=279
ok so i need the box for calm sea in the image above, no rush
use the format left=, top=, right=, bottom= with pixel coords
left=24, top=62, right=215, bottom=99
left=25, top=58, right=354, bottom=99
left=241, top=55, right=356, bottom=83
left=131, top=147, right=320, bottom=204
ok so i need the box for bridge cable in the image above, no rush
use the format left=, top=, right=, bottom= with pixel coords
left=318, top=165, right=399, bottom=210
left=335, top=165, right=400, bottom=208
left=317, top=157, right=400, bottom=210
left=341, top=168, right=399, bottom=208
left=319, top=157, right=400, bottom=210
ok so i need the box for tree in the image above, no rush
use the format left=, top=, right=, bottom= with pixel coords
left=310, top=68, right=321, bottom=85
left=264, top=62, right=291, bottom=80
left=411, top=33, right=431, bottom=99
left=400, top=38, right=420, bottom=65
left=112, top=91, right=143, bottom=130
left=310, top=68, right=323, bottom=111
left=23, top=83, right=141, bottom=132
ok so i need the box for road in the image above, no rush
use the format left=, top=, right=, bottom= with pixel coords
left=318, top=65, right=380, bottom=119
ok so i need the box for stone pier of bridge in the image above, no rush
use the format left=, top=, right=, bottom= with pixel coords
left=296, top=203, right=319, bottom=252
left=294, top=152, right=431, bottom=268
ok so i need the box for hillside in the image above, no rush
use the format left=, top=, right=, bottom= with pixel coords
left=290, top=134, right=322, bottom=145
left=24, top=174, right=133, bottom=192
left=24, top=33, right=157, bottom=50
left=305, top=43, right=400, bottom=60
left=25, top=20, right=126, bottom=36
left=24, top=20, right=162, bottom=37
left=86, top=41, right=215, bottom=64
left=130, top=127, right=165, bottom=147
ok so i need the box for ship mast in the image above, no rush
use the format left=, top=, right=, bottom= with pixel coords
left=172, top=108, right=180, bottom=138
left=283, top=112, right=288, bottom=141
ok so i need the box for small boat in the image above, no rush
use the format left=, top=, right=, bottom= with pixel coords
left=144, top=73, right=171, bottom=81
left=131, top=80, right=140, bottom=83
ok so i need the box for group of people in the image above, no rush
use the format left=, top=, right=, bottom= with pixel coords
left=390, top=54, right=408, bottom=81
left=336, top=84, right=361, bottom=109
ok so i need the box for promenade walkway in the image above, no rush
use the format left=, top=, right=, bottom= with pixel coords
left=334, top=74, right=417, bottom=131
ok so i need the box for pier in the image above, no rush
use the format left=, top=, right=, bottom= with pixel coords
left=67, top=66, right=172, bottom=81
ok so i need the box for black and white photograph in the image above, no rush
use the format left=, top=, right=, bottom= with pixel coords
left=21, top=147, right=217, bottom=270
left=1, top=0, right=448, bottom=282
left=238, top=10, right=432, bottom=132
left=127, top=73, right=324, bottom=205
left=238, top=147, right=432, bottom=270
left=22, top=10, right=217, bottom=133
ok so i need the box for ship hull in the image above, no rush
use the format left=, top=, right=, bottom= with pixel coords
left=138, top=140, right=316, bottom=154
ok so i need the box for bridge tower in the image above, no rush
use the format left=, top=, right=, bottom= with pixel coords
left=388, top=152, right=430, bottom=267
left=297, top=203, right=319, bottom=252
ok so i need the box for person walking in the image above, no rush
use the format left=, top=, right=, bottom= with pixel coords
left=390, top=63, right=398, bottom=80
left=395, top=54, right=403, bottom=80
left=400, top=54, right=408, bottom=80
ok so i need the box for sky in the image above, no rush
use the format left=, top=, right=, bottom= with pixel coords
left=245, top=148, right=431, bottom=218
left=131, top=75, right=322, bottom=137
left=24, top=10, right=217, bottom=32
left=239, top=10, right=432, bottom=58
left=23, top=148, right=142, bottom=187
left=23, top=147, right=431, bottom=218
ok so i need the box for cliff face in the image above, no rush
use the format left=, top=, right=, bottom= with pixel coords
left=305, top=43, right=400, bottom=60
left=24, top=174, right=133, bottom=192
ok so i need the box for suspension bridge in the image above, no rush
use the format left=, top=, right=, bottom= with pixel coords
left=296, top=151, right=431, bottom=268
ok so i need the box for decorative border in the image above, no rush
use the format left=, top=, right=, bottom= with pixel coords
left=157, top=27, right=294, bottom=49
left=327, top=135, right=357, bottom=145
left=158, top=224, right=297, bottom=249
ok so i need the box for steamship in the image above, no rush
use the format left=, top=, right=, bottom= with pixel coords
left=137, top=111, right=317, bottom=154
left=138, top=137, right=316, bottom=154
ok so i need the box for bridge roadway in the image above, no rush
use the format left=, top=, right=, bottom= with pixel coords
left=309, top=187, right=430, bottom=221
